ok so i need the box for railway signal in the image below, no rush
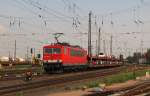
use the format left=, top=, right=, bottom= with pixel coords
left=30, top=48, right=33, bottom=54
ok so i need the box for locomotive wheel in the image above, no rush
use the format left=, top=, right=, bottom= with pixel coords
left=44, top=68, right=50, bottom=73
left=55, top=67, right=64, bottom=73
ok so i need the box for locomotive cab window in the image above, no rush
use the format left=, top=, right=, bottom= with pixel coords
left=44, top=48, right=61, bottom=54
left=53, top=48, right=61, bottom=54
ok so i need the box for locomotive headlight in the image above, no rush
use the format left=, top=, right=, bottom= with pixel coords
left=44, top=60, right=47, bottom=63
left=57, top=60, right=62, bottom=62
left=59, top=59, right=62, bottom=62
left=48, top=60, right=57, bottom=62
left=46, top=60, right=62, bottom=63
left=48, top=60, right=52, bottom=62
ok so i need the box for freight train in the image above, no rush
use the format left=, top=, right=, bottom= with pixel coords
left=43, top=42, right=122, bottom=73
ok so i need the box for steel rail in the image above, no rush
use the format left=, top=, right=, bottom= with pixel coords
left=0, top=67, right=124, bottom=95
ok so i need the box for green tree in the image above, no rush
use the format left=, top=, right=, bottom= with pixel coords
left=146, top=49, right=150, bottom=64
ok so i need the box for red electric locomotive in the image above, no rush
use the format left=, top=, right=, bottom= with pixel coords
left=43, top=43, right=88, bottom=72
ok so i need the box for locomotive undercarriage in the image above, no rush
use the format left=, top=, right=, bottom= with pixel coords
left=43, top=63, right=88, bottom=73
left=43, top=63, right=63, bottom=73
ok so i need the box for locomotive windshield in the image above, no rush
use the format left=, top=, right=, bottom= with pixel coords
left=44, top=48, right=61, bottom=54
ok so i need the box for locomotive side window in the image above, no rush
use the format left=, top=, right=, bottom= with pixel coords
left=44, top=48, right=52, bottom=54
left=64, top=47, right=67, bottom=55
left=70, top=49, right=84, bottom=57
left=70, top=49, right=75, bottom=56
left=44, top=48, right=61, bottom=54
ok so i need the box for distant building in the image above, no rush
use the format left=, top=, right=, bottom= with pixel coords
left=0, top=56, right=9, bottom=62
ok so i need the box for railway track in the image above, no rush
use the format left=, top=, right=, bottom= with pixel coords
left=0, top=66, right=42, bottom=81
left=0, top=64, right=122, bottom=81
left=0, top=67, right=125, bottom=95
left=121, top=80, right=150, bottom=96
left=0, top=64, right=148, bottom=81
left=100, top=79, right=150, bottom=96
left=84, top=79, right=150, bottom=96
left=0, top=64, right=149, bottom=95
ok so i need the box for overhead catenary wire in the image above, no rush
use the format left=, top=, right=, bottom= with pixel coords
left=9, top=0, right=69, bottom=34
left=15, top=2, right=81, bottom=33
left=23, top=0, right=72, bottom=22
left=0, top=0, right=150, bottom=57
left=26, top=0, right=86, bottom=33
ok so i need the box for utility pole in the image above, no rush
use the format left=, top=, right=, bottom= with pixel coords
left=95, top=40, right=98, bottom=55
left=103, top=40, right=106, bottom=55
left=27, top=46, right=29, bottom=61
left=8, top=51, right=11, bottom=62
left=97, top=27, right=101, bottom=55
left=8, top=51, right=10, bottom=58
left=88, top=11, right=92, bottom=57
left=110, top=35, right=113, bottom=56
left=14, top=40, right=16, bottom=61
left=140, top=40, right=143, bottom=55
left=34, top=48, right=35, bottom=57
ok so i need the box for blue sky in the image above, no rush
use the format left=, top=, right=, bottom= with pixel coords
left=0, top=0, right=150, bottom=58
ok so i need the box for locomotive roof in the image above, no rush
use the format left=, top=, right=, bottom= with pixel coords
left=44, top=42, right=84, bottom=49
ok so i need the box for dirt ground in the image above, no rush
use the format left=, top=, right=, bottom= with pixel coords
left=46, top=75, right=150, bottom=96
left=46, top=90, right=86, bottom=96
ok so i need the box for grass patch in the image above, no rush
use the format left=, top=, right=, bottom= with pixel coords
left=16, top=91, right=24, bottom=96
left=0, top=65, right=43, bottom=75
left=85, top=69, right=150, bottom=88
left=14, top=64, right=32, bottom=69
left=86, top=81, right=99, bottom=88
